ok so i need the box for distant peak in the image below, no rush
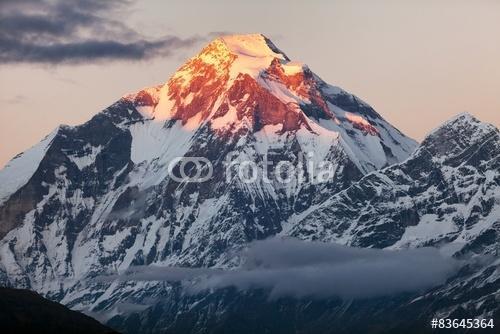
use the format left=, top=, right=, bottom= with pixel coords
left=427, top=112, right=493, bottom=137
left=443, top=112, right=476, bottom=124
left=420, top=112, right=498, bottom=158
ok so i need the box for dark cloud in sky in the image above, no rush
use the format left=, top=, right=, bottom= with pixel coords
left=107, top=237, right=463, bottom=300
left=0, top=0, right=205, bottom=64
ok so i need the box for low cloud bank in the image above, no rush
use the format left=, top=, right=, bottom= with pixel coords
left=107, top=237, right=462, bottom=300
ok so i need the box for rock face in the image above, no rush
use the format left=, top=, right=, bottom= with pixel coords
left=0, top=34, right=498, bottom=334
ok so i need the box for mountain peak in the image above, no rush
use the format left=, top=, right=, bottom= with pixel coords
left=188, top=34, right=290, bottom=82
left=219, top=34, right=289, bottom=61
left=420, top=112, right=498, bottom=159
left=436, top=112, right=477, bottom=129
left=140, top=33, right=304, bottom=123
left=122, top=34, right=416, bottom=170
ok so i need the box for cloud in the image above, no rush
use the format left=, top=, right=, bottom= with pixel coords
left=0, top=0, right=207, bottom=65
left=106, top=237, right=463, bottom=300
left=107, top=266, right=217, bottom=282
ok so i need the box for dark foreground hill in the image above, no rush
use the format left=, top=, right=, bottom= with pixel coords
left=0, top=287, right=118, bottom=334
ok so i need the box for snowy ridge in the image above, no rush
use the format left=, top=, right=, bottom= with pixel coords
left=288, top=113, right=499, bottom=249
left=0, top=127, right=59, bottom=205
left=419, top=112, right=498, bottom=160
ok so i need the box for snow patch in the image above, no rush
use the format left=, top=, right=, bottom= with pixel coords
left=282, top=61, right=305, bottom=76
left=68, top=145, right=103, bottom=170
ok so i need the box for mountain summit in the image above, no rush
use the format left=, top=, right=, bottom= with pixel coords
left=123, top=34, right=416, bottom=170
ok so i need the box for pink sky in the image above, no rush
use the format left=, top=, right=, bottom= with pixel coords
left=1, top=0, right=499, bottom=167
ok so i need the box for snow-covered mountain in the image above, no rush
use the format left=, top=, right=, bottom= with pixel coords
left=0, top=33, right=416, bottom=283
left=0, top=34, right=498, bottom=333
left=288, top=113, right=499, bottom=252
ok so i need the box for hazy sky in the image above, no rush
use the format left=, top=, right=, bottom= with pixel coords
left=1, top=0, right=499, bottom=167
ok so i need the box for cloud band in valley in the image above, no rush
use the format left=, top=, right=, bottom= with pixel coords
left=102, top=237, right=463, bottom=300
